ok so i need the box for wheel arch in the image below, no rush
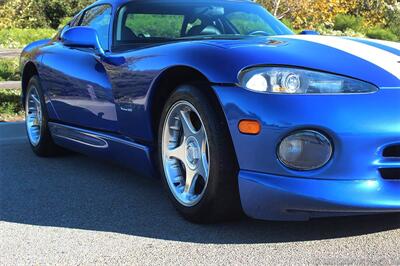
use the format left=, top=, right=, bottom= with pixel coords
left=21, top=61, right=39, bottom=106
left=149, top=65, right=224, bottom=138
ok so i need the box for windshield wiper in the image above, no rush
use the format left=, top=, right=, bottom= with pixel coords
left=178, top=35, right=249, bottom=41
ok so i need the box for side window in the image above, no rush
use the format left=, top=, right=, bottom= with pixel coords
left=59, top=24, right=71, bottom=38
left=115, top=6, right=184, bottom=47
left=71, top=13, right=83, bottom=27
left=226, top=12, right=274, bottom=35
left=124, top=14, right=184, bottom=39
left=80, top=5, right=112, bottom=50
left=58, top=13, right=82, bottom=39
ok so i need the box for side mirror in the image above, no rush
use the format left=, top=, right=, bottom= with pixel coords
left=61, top=27, right=105, bottom=56
left=299, top=30, right=320, bottom=35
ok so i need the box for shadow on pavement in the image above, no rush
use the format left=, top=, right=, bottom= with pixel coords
left=1, top=138, right=399, bottom=244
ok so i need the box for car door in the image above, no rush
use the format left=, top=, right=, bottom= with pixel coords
left=40, top=4, right=118, bottom=132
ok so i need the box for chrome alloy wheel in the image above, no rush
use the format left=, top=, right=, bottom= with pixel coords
left=162, top=101, right=210, bottom=207
left=26, top=86, right=42, bottom=146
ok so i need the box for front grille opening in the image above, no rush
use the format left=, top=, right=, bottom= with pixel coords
left=383, top=145, right=400, bottom=157
left=379, top=168, right=400, bottom=180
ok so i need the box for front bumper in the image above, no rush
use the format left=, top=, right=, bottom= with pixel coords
left=240, top=170, right=400, bottom=221
left=212, top=85, right=400, bottom=220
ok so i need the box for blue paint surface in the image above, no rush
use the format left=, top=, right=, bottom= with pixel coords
left=20, top=0, right=400, bottom=220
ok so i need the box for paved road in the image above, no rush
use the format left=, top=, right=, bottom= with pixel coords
left=1, top=122, right=399, bottom=265
left=0, top=49, right=21, bottom=58
left=0, top=81, right=20, bottom=89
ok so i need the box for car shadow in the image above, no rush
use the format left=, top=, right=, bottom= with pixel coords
left=1, top=140, right=399, bottom=244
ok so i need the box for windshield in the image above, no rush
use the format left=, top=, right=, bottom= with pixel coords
left=114, top=1, right=293, bottom=47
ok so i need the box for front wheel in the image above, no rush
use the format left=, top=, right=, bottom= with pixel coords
left=25, top=75, right=62, bottom=157
left=158, top=84, right=242, bottom=223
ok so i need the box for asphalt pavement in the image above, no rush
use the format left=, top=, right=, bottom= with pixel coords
left=0, top=81, right=20, bottom=89
left=1, top=122, right=399, bottom=265
left=0, top=49, right=21, bottom=58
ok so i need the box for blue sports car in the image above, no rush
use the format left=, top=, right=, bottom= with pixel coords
left=20, top=0, right=400, bottom=223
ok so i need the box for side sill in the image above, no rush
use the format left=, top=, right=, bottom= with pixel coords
left=48, top=122, right=155, bottom=178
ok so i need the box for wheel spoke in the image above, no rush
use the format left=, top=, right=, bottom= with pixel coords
left=31, top=94, right=40, bottom=105
left=179, top=109, right=196, bottom=136
left=194, top=125, right=206, bottom=146
left=166, top=143, right=185, bottom=161
left=184, top=168, right=198, bottom=195
left=194, top=125, right=209, bottom=180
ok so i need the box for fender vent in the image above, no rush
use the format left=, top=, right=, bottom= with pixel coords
left=379, top=168, right=400, bottom=180
left=383, top=145, right=400, bottom=157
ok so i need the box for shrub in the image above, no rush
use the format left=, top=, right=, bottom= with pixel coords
left=317, top=26, right=365, bottom=38
left=366, top=27, right=398, bottom=41
left=59, top=17, right=73, bottom=29
left=388, top=23, right=400, bottom=40
left=281, top=18, right=294, bottom=31
left=0, top=0, right=95, bottom=29
left=386, top=3, right=400, bottom=38
left=0, top=58, right=20, bottom=82
left=0, top=28, right=56, bottom=49
left=0, top=89, right=24, bottom=122
left=0, top=0, right=48, bottom=29
left=334, top=14, right=363, bottom=32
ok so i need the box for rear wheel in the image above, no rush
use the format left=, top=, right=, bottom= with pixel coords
left=158, top=84, right=242, bottom=223
left=25, top=76, right=62, bottom=157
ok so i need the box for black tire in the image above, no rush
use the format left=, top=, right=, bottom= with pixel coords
left=157, top=84, right=243, bottom=223
left=25, top=75, right=62, bottom=157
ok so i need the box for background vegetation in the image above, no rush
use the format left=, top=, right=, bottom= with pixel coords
left=0, top=0, right=398, bottom=49
left=261, top=0, right=399, bottom=41
left=0, top=89, right=24, bottom=122
left=0, top=58, right=20, bottom=81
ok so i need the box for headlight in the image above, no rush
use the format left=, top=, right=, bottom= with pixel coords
left=239, top=67, right=378, bottom=94
left=278, top=130, right=333, bottom=171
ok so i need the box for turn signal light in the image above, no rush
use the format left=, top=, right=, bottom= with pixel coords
left=238, top=120, right=261, bottom=135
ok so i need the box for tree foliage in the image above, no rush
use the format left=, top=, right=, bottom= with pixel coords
left=0, top=0, right=95, bottom=29
left=0, top=0, right=47, bottom=29
left=386, top=2, right=400, bottom=37
left=259, top=0, right=398, bottom=31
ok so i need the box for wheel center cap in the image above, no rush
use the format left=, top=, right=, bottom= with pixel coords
left=185, top=137, right=200, bottom=169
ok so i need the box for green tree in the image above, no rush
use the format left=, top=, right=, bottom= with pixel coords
left=0, top=0, right=48, bottom=28
left=0, top=0, right=95, bottom=29
left=386, top=2, right=400, bottom=38
left=258, top=0, right=398, bottom=32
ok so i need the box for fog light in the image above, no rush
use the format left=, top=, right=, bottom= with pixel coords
left=278, top=130, right=332, bottom=171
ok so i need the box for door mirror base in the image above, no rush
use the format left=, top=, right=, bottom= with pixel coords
left=61, top=27, right=126, bottom=66
left=61, top=27, right=105, bottom=56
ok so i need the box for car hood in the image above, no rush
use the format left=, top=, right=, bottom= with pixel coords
left=200, top=35, right=400, bottom=88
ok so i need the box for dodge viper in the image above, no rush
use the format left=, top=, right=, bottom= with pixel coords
left=20, top=0, right=400, bottom=223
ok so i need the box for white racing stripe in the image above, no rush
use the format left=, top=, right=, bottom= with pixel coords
left=358, top=38, right=400, bottom=51
left=283, top=35, right=400, bottom=79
